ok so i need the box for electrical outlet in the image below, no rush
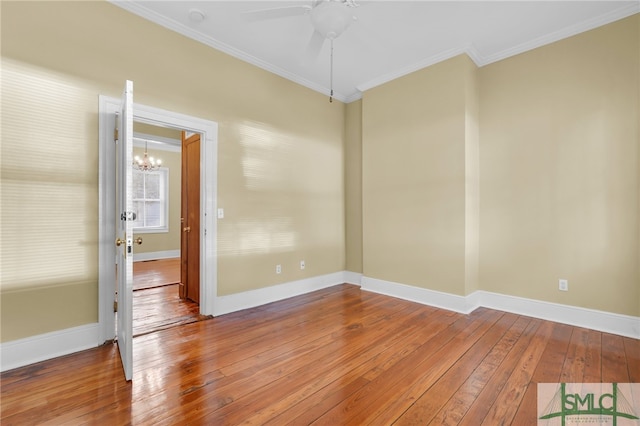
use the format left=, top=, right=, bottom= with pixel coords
left=276, top=264, right=281, bottom=274
left=559, top=279, right=568, bottom=292
left=300, top=260, right=305, bottom=270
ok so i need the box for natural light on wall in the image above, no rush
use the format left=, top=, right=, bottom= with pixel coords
left=0, top=59, right=98, bottom=292
left=218, top=121, right=342, bottom=257
left=238, top=121, right=341, bottom=194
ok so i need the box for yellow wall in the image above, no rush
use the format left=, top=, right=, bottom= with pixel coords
left=362, top=55, right=475, bottom=296
left=464, top=56, right=480, bottom=296
left=132, top=147, right=181, bottom=255
left=0, top=1, right=345, bottom=341
left=478, top=14, right=639, bottom=316
left=360, top=15, right=638, bottom=316
left=1, top=1, right=637, bottom=343
left=345, top=100, right=363, bottom=273
left=1, top=58, right=100, bottom=341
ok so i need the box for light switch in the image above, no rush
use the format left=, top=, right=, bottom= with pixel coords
left=217, top=208, right=224, bottom=219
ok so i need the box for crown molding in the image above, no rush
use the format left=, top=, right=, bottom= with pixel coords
left=357, top=4, right=639, bottom=94
left=110, top=1, right=638, bottom=104
left=356, top=45, right=473, bottom=93
left=109, top=1, right=348, bottom=103
left=477, top=3, right=640, bottom=66
left=464, top=43, right=484, bottom=67
left=344, top=91, right=363, bottom=103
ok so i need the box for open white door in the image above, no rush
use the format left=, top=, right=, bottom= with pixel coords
left=116, top=80, right=134, bottom=381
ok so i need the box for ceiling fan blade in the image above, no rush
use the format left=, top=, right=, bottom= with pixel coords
left=243, top=5, right=311, bottom=22
left=304, top=30, right=326, bottom=62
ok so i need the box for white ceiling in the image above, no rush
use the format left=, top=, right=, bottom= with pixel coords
left=112, top=1, right=639, bottom=103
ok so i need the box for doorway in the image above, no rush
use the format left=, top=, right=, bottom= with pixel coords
left=130, top=126, right=203, bottom=336
left=132, top=259, right=200, bottom=336
left=98, top=95, right=218, bottom=346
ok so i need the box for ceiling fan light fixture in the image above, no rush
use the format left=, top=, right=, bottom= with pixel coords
left=310, top=1, right=355, bottom=40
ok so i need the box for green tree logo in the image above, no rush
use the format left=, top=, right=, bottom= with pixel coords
left=539, top=383, right=639, bottom=426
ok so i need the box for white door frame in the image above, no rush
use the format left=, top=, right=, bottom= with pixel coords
left=98, top=96, right=218, bottom=343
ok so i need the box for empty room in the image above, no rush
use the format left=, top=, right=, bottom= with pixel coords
left=1, top=1, right=638, bottom=424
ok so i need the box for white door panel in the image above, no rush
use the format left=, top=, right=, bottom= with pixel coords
left=116, top=80, right=134, bottom=381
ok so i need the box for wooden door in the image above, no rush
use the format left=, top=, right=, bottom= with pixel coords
left=116, top=80, right=134, bottom=381
left=180, top=132, right=200, bottom=303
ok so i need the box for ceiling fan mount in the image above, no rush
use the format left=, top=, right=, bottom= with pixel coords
left=244, top=0, right=358, bottom=44
left=310, top=0, right=357, bottom=40
left=244, top=0, right=360, bottom=102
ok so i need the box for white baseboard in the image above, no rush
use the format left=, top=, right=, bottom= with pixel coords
left=133, top=250, right=179, bottom=262
left=0, top=323, right=101, bottom=372
left=361, top=276, right=476, bottom=314
left=360, top=276, right=640, bottom=339
left=3, top=273, right=636, bottom=373
left=344, top=271, right=363, bottom=286
left=214, top=271, right=350, bottom=316
left=476, top=291, right=640, bottom=340
left=0, top=271, right=350, bottom=372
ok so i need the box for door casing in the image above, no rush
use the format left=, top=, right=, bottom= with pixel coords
left=98, top=96, right=218, bottom=343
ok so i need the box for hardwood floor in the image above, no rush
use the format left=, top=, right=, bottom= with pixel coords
left=133, top=284, right=204, bottom=337
left=1, top=284, right=638, bottom=425
left=132, top=257, right=203, bottom=337
left=133, top=258, right=180, bottom=291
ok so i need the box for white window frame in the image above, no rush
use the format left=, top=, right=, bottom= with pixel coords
left=132, top=167, right=169, bottom=233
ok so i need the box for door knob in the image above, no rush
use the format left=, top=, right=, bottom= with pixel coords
left=116, top=237, right=142, bottom=246
left=183, top=226, right=191, bottom=233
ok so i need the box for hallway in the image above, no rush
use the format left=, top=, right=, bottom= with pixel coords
left=132, top=258, right=206, bottom=336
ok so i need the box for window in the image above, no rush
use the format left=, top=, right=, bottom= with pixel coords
left=132, top=168, right=169, bottom=233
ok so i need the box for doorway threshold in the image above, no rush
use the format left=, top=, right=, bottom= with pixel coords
left=133, top=284, right=210, bottom=337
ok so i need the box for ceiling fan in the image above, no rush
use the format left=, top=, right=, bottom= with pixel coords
left=244, top=0, right=360, bottom=102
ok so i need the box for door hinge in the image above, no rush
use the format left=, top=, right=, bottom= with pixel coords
left=114, top=112, right=119, bottom=143
left=113, top=300, right=118, bottom=313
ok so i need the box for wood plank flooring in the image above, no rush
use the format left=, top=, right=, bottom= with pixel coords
left=1, top=284, right=638, bottom=425
left=133, top=284, right=203, bottom=337
left=133, top=258, right=180, bottom=291
left=132, top=258, right=203, bottom=337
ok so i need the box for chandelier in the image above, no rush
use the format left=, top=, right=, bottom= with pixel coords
left=133, top=141, right=161, bottom=171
